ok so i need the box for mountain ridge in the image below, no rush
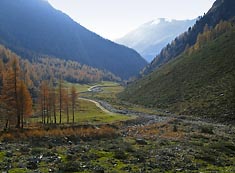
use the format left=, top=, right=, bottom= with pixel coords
left=142, top=0, right=235, bottom=75
left=0, top=0, right=147, bottom=79
left=116, top=18, right=196, bottom=62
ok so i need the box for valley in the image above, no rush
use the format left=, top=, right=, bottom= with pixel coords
left=0, top=82, right=234, bottom=173
left=0, top=0, right=234, bottom=172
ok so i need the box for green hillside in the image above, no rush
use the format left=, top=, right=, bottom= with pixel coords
left=120, top=28, right=235, bottom=122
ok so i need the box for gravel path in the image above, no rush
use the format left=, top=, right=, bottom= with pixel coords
left=78, top=97, right=112, bottom=114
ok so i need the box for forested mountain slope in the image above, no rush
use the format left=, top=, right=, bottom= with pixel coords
left=0, top=0, right=147, bottom=79
left=0, top=45, right=119, bottom=90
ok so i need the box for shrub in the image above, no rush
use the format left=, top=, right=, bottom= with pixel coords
left=200, top=125, right=214, bottom=134
left=114, top=149, right=127, bottom=160
left=59, top=161, right=80, bottom=172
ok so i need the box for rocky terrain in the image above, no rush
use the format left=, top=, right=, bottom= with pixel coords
left=0, top=84, right=234, bottom=173
left=0, top=113, right=235, bottom=173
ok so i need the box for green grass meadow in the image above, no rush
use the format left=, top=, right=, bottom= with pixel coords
left=29, top=99, right=133, bottom=125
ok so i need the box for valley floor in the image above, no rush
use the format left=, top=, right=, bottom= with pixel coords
left=0, top=82, right=235, bottom=173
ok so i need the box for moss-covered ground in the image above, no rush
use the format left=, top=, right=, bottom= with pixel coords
left=0, top=118, right=234, bottom=172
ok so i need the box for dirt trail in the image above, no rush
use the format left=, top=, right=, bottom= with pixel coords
left=78, top=97, right=112, bottom=114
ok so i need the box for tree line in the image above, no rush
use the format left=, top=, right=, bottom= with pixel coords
left=191, top=21, right=234, bottom=52
left=0, top=46, right=82, bottom=130
left=38, top=79, right=78, bottom=125
left=0, top=45, right=120, bottom=90
left=0, top=56, right=32, bottom=129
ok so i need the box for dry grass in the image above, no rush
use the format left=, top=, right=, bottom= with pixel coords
left=126, top=119, right=185, bottom=140
left=0, top=125, right=117, bottom=141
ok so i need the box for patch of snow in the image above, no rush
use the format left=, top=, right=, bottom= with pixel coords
left=165, top=18, right=173, bottom=22
left=151, top=19, right=160, bottom=25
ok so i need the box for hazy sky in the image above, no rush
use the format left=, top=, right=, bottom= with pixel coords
left=47, top=0, right=215, bottom=40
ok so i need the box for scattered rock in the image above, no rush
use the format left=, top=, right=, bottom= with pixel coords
left=20, top=146, right=30, bottom=153
left=93, top=166, right=105, bottom=173
left=68, top=141, right=73, bottom=145
left=136, top=138, right=147, bottom=145
left=27, top=161, right=38, bottom=170
left=5, top=151, right=13, bottom=157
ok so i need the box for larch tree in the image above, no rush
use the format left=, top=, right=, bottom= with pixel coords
left=64, top=87, right=70, bottom=123
left=39, top=81, right=49, bottom=124
left=58, top=77, right=64, bottom=124
left=21, top=60, right=33, bottom=88
left=18, top=80, right=32, bottom=128
left=11, top=58, right=21, bottom=128
left=1, top=68, right=18, bottom=129
left=71, top=85, right=78, bottom=124
left=50, top=86, right=57, bottom=124
left=0, top=59, right=4, bottom=92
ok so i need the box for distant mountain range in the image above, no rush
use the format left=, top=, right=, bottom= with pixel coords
left=120, top=0, right=235, bottom=122
left=0, top=0, right=147, bottom=79
left=116, top=18, right=196, bottom=62
left=142, top=0, right=235, bottom=75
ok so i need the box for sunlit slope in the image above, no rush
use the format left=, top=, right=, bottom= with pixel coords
left=120, top=29, right=235, bottom=121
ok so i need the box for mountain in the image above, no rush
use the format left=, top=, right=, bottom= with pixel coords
left=116, top=18, right=196, bottom=62
left=0, top=0, right=147, bottom=80
left=142, top=0, right=235, bottom=75
left=120, top=21, right=235, bottom=122
left=120, top=0, right=235, bottom=122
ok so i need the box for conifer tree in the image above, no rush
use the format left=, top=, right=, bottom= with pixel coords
left=65, top=87, right=69, bottom=123
left=12, top=58, right=21, bottom=128
left=1, top=68, right=17, bottom=129
left=39, top=81, right=49, bottom=124
left=51, top=86, right=57, bottom=124
left=0, top=59, right=4, bottom=92
left=18, top=80, right=32, bottom=128
left=71, top=85, right=78, bottom=124
left=58, top=77, right=63, bottom=124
